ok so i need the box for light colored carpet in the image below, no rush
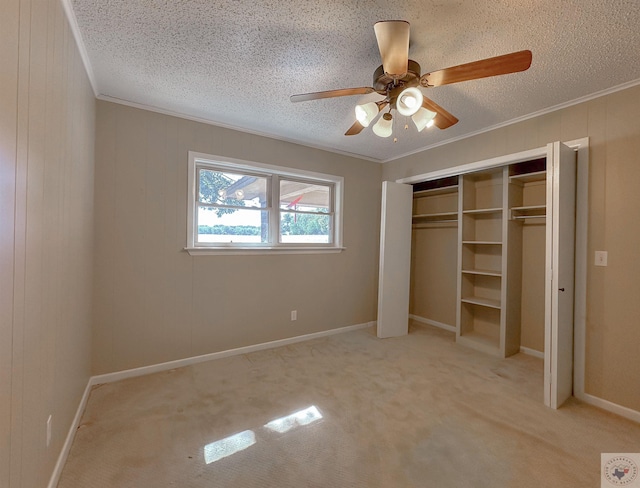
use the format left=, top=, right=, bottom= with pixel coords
left=57, top=323, right=640, bottom=487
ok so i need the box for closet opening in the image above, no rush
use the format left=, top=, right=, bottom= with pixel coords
left=378, top=139, right=588, bottom=408
left=409, top=156, right=550, bottom=360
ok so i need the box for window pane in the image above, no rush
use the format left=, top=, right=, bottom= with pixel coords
left=198, top=168, right=268, bottom=208
left=279, top=180, right=330, bottom=213
left=197, top=206, right=269, bottom=243
left=280, top=212, right=332, bottom=243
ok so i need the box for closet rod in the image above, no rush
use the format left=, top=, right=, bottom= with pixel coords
left=511, top=215, right=546, bottom=220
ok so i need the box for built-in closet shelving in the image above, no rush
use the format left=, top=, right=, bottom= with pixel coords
left=452, top=159, right=549, bottom=357
left=457, top=168, right=507, bottom=356
left=412, top=176, right=459, bottom=226
left=410, top=158, right=550, bottom=358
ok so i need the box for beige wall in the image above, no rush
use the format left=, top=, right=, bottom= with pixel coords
left=0, top=1, right=20, bottom=484
left=92, top=100, right=382, bottom=374
left=383, top=84, right=640, bottom=413
left=0, top=0, right=96, bottom=487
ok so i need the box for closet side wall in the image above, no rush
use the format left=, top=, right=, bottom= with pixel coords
left=410, top=227, right=458, bottom=327
left=520, top=218, right=546, bottom=351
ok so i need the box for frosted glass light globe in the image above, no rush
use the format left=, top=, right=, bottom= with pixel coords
left=396, top=87, right=424, bottom=116
left=372, top=113, right=393, bottom=138
left=354, top=102, right=378, bottom=127
left=412, top=107, right=437, bottom=132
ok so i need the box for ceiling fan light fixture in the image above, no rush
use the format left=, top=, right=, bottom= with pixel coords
left=396, top=87, right=423, bottom=116
left=355, top=102, right=379, bottom=127
left=412, top=107, right=437, bottom=132
left=372, top=112, right=393, bottom=137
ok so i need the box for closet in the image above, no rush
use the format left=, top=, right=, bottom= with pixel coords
left=458, top=167, right=510, bottom=356
left=408, top=159, right=549, bottom=359
left=378, top=141, right=577, bottom=408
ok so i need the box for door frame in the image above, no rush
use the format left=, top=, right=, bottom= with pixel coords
left=393, top=137, right=589, bottom=405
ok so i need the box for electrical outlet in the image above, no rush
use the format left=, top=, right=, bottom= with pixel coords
left=46, top=415, right=52, bottom=447
left=595, top=251, right=608, bottom=267
left=290, top=310, right=297, bottom=321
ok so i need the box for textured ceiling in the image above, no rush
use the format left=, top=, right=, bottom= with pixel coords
left=70, top=0, right=640, bottom=162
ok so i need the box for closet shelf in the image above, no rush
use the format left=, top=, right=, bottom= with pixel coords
left=461, top=296, right=501, bottom=309
left=510, top=205, right=546, bottom=220
left=509, top=170, right=546, bottom=183
left=461, top=268, right=502, bottom=277
left=462, top=207, right=502, bottom=215
left=413, top=211, right=458, bottom=221
left=413, top=185, right=458, bottom=198
left=413, top=221, right=458, bottom=228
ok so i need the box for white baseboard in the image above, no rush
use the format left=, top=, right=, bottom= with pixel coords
left=91, top=321, right=375, bottom=386
left=519, top=346, right=544, bottom=359
left=409, top=314, right=456, bottom=333
left=47, top=379, right=93, bottom=488
left=575, top=391, right=640, bottom=424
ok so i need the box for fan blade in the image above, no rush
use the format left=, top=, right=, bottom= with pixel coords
left=290, top=87, right=376, bottom=103
left=421, top=97, right=458, bottom=129
left=345, top=101, right=388, bottom=136
left=345, top=120, right=365, bottom=136
left=420, top=50, right=532, bottom=87
left=374, top=20, right=410, bottom=76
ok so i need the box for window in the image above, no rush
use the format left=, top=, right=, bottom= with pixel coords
left=186, top=152, right=343, bottom=254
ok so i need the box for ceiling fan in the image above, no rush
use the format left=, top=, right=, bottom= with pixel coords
left=290, top=20, right=532, bottom=138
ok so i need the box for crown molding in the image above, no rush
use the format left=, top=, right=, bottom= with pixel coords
left=383, top=77, right=640, bottom=163
left=60, top=0, right=99, bottom=96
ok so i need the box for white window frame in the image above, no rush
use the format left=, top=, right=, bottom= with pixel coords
left=186, top=152, right=344, bottom=255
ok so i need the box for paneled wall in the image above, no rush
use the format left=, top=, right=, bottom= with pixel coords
left=0, top=0, right=96, bottom=486
left=0, top=1, right=20, bottom=484
left=93, top=101, right=382, bottom=374
left=383, top=84, right=640, bottom=413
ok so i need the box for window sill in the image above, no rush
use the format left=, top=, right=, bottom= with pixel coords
left=184, top=246, right=346, bottom=256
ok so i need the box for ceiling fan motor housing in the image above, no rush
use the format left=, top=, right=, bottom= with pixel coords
left=373, top=59, right=422, bottom=92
